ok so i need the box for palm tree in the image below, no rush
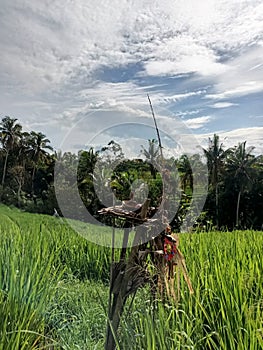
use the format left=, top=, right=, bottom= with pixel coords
left=16, top=131, right=31, bottom=166
left=77, top=147, right=98, bottom=182
left=203, top=134, right=227, bottom=228
left=141, top=139, right=160, bottom=179
left=27, top=131, right=53, bottom=194
left=226, top=141, right=257, bottom=228
left=9, top=165, right=25, bottom=206
left=178, top=154, right=193, bottom=193
left=0, top=116, right=22, bottom=188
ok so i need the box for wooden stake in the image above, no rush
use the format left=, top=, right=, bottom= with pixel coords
left=147, top=94, right=164, bottom=160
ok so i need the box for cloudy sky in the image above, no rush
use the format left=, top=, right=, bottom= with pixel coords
left=0, top=0, right=263, bottom=157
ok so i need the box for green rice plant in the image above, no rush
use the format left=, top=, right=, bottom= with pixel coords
left=45, top=278, right=108, bottom=350
left=0, top=205, right=114, bottom=349
left=0, top=214, right=63, bottom=349
left=118, top=230, right=263, bottom=350
left=0, top=205, right=262, bottom=349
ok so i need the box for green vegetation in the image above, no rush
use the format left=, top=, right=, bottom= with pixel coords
left=0, top=116, right=262, bottom=230
left=0, top=205, right=262, bottom=349
left=0, top=115, right=262, bottom=349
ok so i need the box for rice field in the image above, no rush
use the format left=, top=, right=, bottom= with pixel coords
left=0, top=204, right=262, bottom=349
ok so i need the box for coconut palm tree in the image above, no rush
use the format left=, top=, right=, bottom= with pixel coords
left=0, top=116, right=22, bottom=188
left=27, top=131, right=53, bottom=194
left=226, top=141, right=258, bottom=228
left=178, top=154, right=193, bottom=193
left=141, top=139, right=160, bottom=179
left=203, top=134, right=228, bottom=228
left=77, top=147, right=98, bottom=183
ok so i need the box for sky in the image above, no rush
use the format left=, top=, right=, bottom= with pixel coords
left=0, top=0, right=263, bottom=158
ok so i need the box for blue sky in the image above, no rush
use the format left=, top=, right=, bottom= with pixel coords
left=0, top=0, right=262, bottom=157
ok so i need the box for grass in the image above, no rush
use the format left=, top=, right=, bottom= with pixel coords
left=0, top=204, right=262, bottom=349
left=119, top=231, right=263, bottom=349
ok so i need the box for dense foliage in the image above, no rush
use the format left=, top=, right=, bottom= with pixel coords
left=0, top=116, right=262, bottom=230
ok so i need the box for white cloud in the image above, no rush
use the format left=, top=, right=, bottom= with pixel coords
left=143, top=43, right=227, bottom=77
left=205, top=45, right=263, bottom=100
left=1, top=0, right=263, bottom=94
left=184, top=116, right=212, bottom=129
left=210, top=102, right=238, bottom=108
left=72, top=81, right=204, bottom=121
left=0, top=0, right=262, bottom=155
left=176, top=110, right=201, bottom=117
left=197, top=127, right=263, bottom=155
left=157, top=90, right=206, bottom=103
left=206, top=81, right=263, bottom=100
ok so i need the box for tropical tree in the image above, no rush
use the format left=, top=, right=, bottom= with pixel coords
left=27, top=131, right=53, bottom=193
left=17, top=131, right=31, bottom=167
left=0, top=116, right=22, bottom=188
left=226, top=141, right=258, bottom=228
left=77, top=148, right=98, bottom=183
left=141, top=139, right=160, bottom=179
left=203, top=134, right=228, bottom=228
left=100, top=140, right=124, bottom=168
left=8, top=165, right=25, bottom=206
left=178, top=154, right=193, bottom=193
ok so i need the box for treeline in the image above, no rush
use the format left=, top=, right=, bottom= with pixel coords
left=0, top=116, right=262, bottom=230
